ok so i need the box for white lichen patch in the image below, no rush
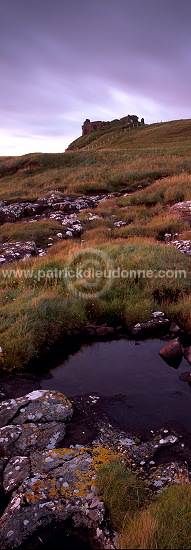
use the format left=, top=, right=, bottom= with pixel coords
left=6, top=531, right=14, bottom=538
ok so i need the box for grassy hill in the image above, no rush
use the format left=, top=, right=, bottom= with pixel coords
left=67, top=118, right=191, bottom=151
left=1, top=119, right=191, bottom=201
left=0, top=118, right=191, bottom=370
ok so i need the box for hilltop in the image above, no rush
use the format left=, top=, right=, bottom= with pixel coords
left=67, top=118, right=191, bottom=151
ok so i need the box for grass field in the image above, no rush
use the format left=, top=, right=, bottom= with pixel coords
left=0, top=118, right=191, bottom=370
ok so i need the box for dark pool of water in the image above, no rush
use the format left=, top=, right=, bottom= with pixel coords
left=40, top=339, right=191, bottom=433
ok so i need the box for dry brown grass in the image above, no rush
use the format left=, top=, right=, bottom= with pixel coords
left=120, top=508, right=157, bottom=549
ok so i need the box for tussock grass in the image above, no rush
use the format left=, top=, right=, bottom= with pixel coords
left=119, top=483, right=191, bottom=549
left=97, top=461, right=147, bottom=531
left=129, top=173, right=191, bottom=207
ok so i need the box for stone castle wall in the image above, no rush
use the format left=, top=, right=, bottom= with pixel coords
left=82, top=115, right=144, bottom=136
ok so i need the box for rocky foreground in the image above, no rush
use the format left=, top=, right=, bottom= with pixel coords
left=0, top=390, right=117, bottom=550
left=0, top=389, right=191, bottom=549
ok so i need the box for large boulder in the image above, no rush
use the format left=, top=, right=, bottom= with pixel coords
left=159, top=338, right=183, bottom=366
left=0, top=446, right=116, bottom=549
left=0, top=390, right=73, bottom=457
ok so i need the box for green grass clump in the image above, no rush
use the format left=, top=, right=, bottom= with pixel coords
left=97, top=460, right=147, bottom=531
left=0, top=287, right=87, bottom=370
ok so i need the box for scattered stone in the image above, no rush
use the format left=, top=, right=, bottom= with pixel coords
left=118, top=437, right=135, bottom=446
left=168, top=239, right=191, bottom=256
left=130, top=312, right=170, bottom=337
left=159, top=435, right=178, bottom=445
left=114, top=220, right=126, bottom=227
left=0, top=192, right=120, bottom=227
left=88, top=214, right=101, bottom=221
left=0, top=241, right=37, bottom=264
left=164, top=233, right=172, bottom=241
left=170, top=201, right=191, bottom=220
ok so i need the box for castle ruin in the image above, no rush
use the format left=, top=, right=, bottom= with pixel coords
left=82, top=115, right=144, bottom=136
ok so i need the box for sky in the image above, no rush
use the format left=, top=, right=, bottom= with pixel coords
left=1, top=0, right=191, bottom=156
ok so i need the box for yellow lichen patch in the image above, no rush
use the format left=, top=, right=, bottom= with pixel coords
left=92, top=445, right=118, bottom=471
left=30, top=479, right=47, bottom=492
left=24, top=493, right=36, bottom=504
left=26, top=446, right=119, bottom=506
left=71, top=467, right=93, bottom=498
left=48, top=479, right=59, bottom=499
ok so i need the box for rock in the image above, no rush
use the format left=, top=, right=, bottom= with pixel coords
left=0, top=446, right=115, bottom=550
left=159, top=338, right=182, bottom=362
left=0, top=390, right=73, bottom=457
left=96, top=326, right=115, bottom=336
left=0, top=201, right=44, bottom=224
left=184, top=347, right=191, bottom=364
left=0, top=192, right=120, bottom=227
left=169, top=322, right=180, bottom=333
left=0, top=457, right=8, bottom=476
left=130, top=313, right=170, bottom=336
left=159, top=435, right=178, bottom=445
left=117, top=434, right=179, bottom=465
left=3, top=456, right=30, bottom=493
left=0, top=241, right=37, bottom=264
left=179, top=372, right=191, bottom=383
left=168, top=239, right=191, bottom=256
left=151, top=311, right=165, bottom=318
left=114, top=220, right=126, bottom=227
left=170, top=201, right=191, bottom=220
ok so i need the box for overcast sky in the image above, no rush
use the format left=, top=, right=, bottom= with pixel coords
left=1, top=0, right=191, bottom=156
